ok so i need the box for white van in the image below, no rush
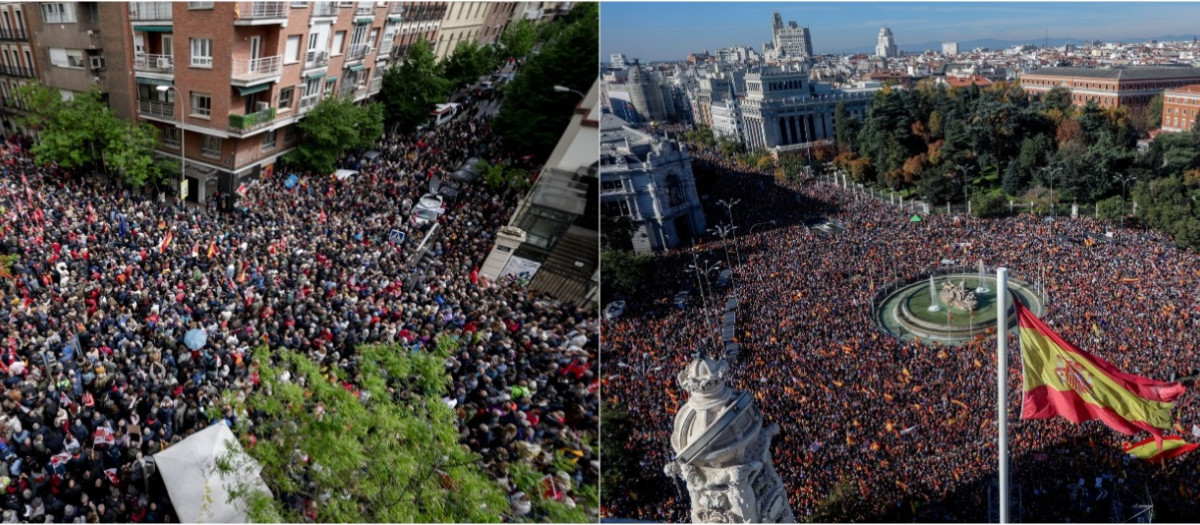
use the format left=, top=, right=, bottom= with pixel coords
left=430, top=103, right=462, bottom=127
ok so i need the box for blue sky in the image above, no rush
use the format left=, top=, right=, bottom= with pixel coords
left=602, top=2, right=1200, bottom=61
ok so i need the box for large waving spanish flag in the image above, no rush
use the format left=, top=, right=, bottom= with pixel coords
left=1016, top=301, right=1185, bottom=442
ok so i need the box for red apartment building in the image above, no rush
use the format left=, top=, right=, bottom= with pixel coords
left=1020, top=66, right=1200, bottom=109
left=126, top=1, right=403, bottom=205
left=1161, top=84, right=1200, bottom=132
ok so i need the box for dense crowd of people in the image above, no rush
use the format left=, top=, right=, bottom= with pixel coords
left=0, top=92, right=597, bottom=522
left=603, top=150, right=1200, bottom=522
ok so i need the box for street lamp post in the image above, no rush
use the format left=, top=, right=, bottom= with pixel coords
left=156, top=85, right=186, bottom=205
left=709, top=223, right=737, bottom=293
left=553, top=84, right=585, bottom=98
left=1040, top=166, right=1061, bottom=232
left=1114, top=172, right=1138, bottom=221
left=686, top=253, right=723, bottom=341
left=955, top=163, right=972, bottom=213
left=715, top=198, right=742, bottom=270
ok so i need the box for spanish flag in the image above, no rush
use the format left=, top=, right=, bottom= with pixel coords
left=207, top=239, right=217, bottom=259
left=158, top=230, right=173, bottom=253
left=1017, top=302, right=1185, bottom=443
left=1124, top=436, right=1197, bottom=462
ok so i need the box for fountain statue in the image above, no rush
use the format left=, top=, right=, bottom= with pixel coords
left=927, top=276, right=941, bottom=312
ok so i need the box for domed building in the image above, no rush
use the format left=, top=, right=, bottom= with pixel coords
left=664, top=355, right=794, bottom=523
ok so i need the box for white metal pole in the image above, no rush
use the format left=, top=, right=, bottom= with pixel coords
left=996, top=266, right=1010, bottom=524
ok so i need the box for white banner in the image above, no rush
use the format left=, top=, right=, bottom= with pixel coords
left=500, top=256, right=541, bottom=285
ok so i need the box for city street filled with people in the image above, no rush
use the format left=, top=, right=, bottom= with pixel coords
left=603, top=151, right=1200, bottom=522
left=0, top=95, right=597, bottom=522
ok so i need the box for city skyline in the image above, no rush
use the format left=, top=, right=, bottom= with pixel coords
left=602, top=2, right=1200, bottom=61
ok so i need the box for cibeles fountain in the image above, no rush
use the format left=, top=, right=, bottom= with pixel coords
left=875, top=266, right=1046, bottom=345
left=663, top=354, right=794, bottom=523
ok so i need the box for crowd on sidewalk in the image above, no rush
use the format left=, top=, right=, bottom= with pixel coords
left=0, top=95, right=597, bottom=522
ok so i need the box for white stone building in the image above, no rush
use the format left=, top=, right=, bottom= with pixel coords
left=771, top=12, right=812, bottom=60
left=600, top=114, right=706, bottom=253
left=710, top=98, right=744, bottom=144
left=876, top=26, right=899, bottom=58
left=943, top=41, right=960, bottom=56
left=740, top=63, right=875, bottom=152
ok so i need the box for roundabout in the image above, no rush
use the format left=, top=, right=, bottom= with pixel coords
left=876, top=272, right=1046, bottom=345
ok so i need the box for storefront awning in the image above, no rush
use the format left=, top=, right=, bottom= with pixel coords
left=236, top=83, right=272, bottom=96
left=135, top=76, right=173, bottom=86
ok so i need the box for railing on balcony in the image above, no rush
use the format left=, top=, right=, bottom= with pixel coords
left=304, top=49, right=329, bottom=69
left=354, top=4, right=374, bottom=16
left=0, top=28, right=28, bottom=41
left=387, top=3, right=403, bottom=15
left=298, top=94, right=320, bottom=113
left=0, top=65, right=35, bottom=78
left=376, top=41, right=393, bottom=57
left=231, top=55, right=282, bottom=81
left=130, top=2, right=173, bottom=21
left=133, top=54, right=174, bottom=74
left=368, top=77, right=382, bottom=92
left=313, top=2, right=337, bottom=16
left=235, top=2, right=287, bottom=20
left=347, top=43, right=371, bottom=61
left=228, top=107, right=276, bottom=133
left=137, top=99, right=176, bottom=119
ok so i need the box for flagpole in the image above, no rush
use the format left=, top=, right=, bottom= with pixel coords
left=996, top=266, right=1010, bottom=524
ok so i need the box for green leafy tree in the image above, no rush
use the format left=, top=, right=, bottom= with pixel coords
left=13, top=83, right=64, bottom=132
left=381, top=39, right=453, bottom=132
left=970, top=192, right=1010, bottom=218
left=105, top=122, right=166, bottom=188
left=601, top=250, right=652, bottom=302
left=499, top=19, right=537, bottom=60
left=1096, top=195, right=1124, bottom=221
left=480, top=160, right=530, bottom=191
left=20, top=88, right=121, bottom=169
left=287, top=97, right=383, bottom=174
left=494, top=5, right=597, bottom=161
left=1173, top=216, right=1200, bottom=251
left=442, top=40, right=496, bottom=90
left=224, top=340, right=511, bottom=523
left=1148, top=92, right=1165, bottom=130
left=600, top=215, right=637, bottom=251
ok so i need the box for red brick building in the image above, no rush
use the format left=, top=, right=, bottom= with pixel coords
left=126, top=1, right=402, bottom=204
left=1161, top=84, right=1200, bottom=132
left=1020, top=66, right=1200, bottom=109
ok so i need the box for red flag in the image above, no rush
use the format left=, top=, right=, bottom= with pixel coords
left=158, top=231, right=173, bottom=253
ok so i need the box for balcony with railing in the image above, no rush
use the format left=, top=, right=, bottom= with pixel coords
left=313, top=2, right=337, bottom=17
left=387, top=2, right=403, bottom=15
left=228, top=107, right=276, bottom=134
left=304, top=49, right=329, bottom=69
left=0, top=28, right=28, bottom=42
left=233, top=2, right=287, bottom=24
left=137, top=99, right=176, bottom=120
left=130, top=2, right=173, bottom=21
left=346, top=43, right=371, bottom=61
left=368, top=77, right=382, bottom=93
left=0, top=65, right=35, bottom=78
left=133, top=54, right=174, bottom=74
left=376, top=40, right=393, bottom=57
left=298, top=94, right=320, bottom=113
left=354, top=4, right=374, bottom=16
left=231, top=55, right=282, bottom=85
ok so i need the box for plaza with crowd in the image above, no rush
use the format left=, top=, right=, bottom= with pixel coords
left=603, top=150, right=1200, bottom=522
left=0, top=93, right=597, bottom=522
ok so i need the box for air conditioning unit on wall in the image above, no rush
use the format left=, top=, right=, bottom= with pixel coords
left=156, top=57, right=172, bottom=69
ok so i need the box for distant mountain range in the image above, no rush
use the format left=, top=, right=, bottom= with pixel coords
left=825, top=35, right=1200, bottom=55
